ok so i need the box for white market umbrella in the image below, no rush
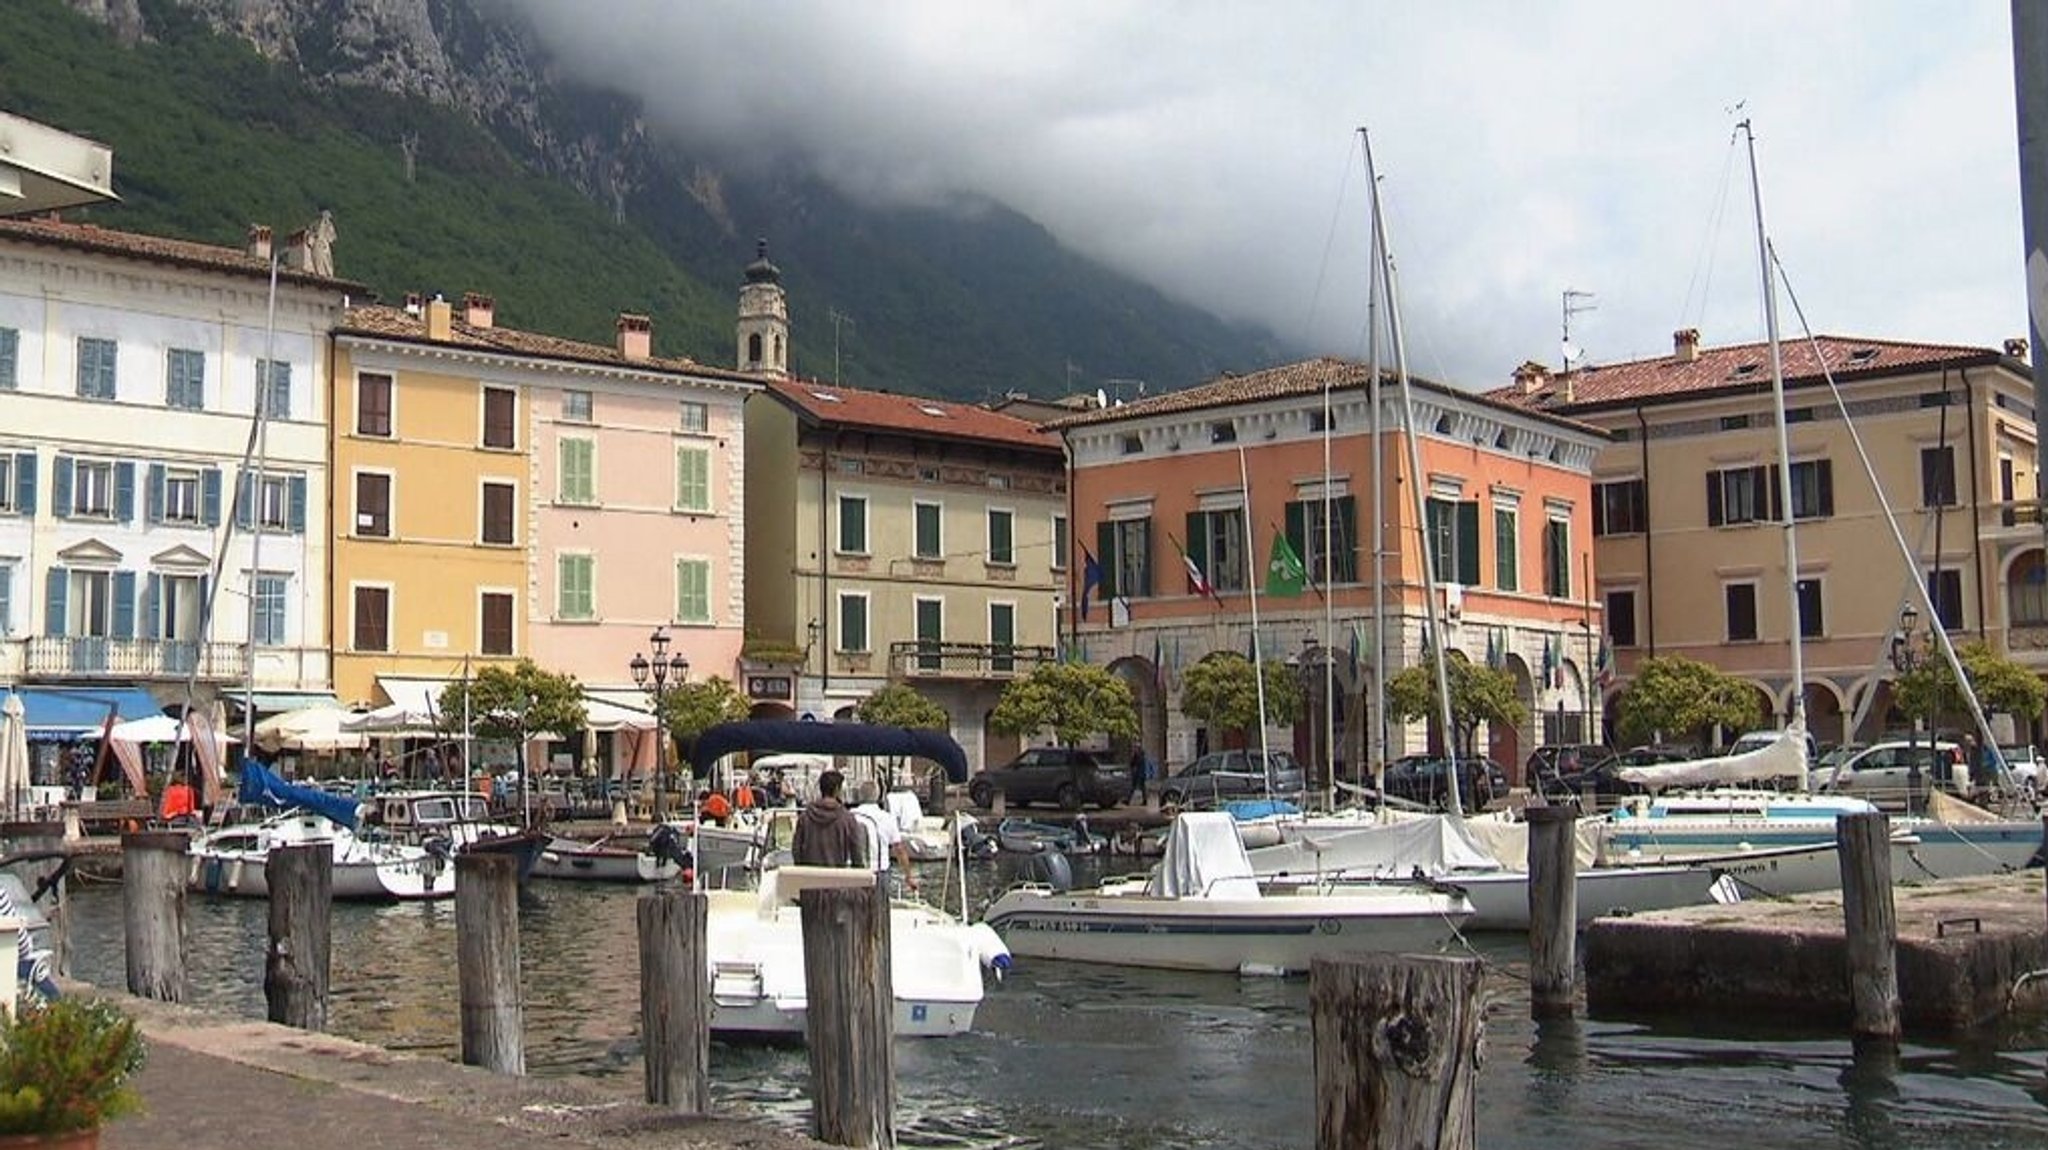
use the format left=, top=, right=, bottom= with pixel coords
left=254, top=707, right=368, bottom=755
left=0, top=693, right=29, bottom=818
left=340, top=704, right=446, bottom=739
left=107, top=713, right=238, bottom=748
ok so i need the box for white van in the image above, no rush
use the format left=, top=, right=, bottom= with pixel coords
left=1810, top=740, right=1967, bottom=809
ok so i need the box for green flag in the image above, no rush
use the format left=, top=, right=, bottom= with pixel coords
left=1266, top=531, right=1307, bottom=597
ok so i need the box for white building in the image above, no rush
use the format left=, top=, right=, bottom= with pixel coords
left=0, top=216, right=357, bottom=715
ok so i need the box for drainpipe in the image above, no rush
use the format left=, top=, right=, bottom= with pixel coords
left=818, top=428, right=835, bottom=704
left=1637, top=403, right=1656, bottom=658
left=1963, top=367, right=1986, bottom=640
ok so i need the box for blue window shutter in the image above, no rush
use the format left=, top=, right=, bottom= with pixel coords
left=288, top=474, right=307, bottom=534
left=52, top=457, right=72, bottom=520
left=114, top=462, right=135, bottom=522
left=13, top=453, right=32, bottom=515
left=233, top=473, right=252, bottom=530
left=111, top=571, right=136, bottom=639
left=202, top=468, right=222, bottom=527
left=143, top=573, right=161, bottom=639
left=145, top=464, right=164, bottom=524
left=44, top=567, right=67, bottom=635
left=0, top=566, right=10, bottom=633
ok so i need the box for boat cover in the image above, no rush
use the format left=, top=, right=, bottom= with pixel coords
left=1245, top=814, right=1504, bottom=879
left=1148, top=812, right=1261, bottom=899
left=1223, top=799, right=1301, bottom=822
left=1616, top=720, right=1809, bottom=791
left=238, top=762, right=363, bottom=830
left=689, top=720, right=971, bottom=782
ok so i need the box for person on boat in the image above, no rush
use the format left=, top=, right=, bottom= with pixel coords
left=732, top=779, right=757, bottom=812
left=160, top=771, right=199, bottom=827
left=853, top=779, right=917, bottom=894
left=698, top=788, right=733, bottom=826
left=791, top=769, right=864, bottom=867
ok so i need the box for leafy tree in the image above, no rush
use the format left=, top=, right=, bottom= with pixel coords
left=438, top=659, right=587, bottom=744
left=856, top=683, right=950, bottom=729
left=1613, top=656, right=1760, bottom=748
left=657, top=676, right=752, bottom=754
left=1892, top=639, right=2046, bottom=730
left=1383, top=658, right=1525, bottom=755
left=1177, top=652, right=1304, bottom=741
left=990, top=663, right=1140, bottom=746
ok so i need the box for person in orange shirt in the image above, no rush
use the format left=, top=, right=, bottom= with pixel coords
left=733, top=780, right=757, bottom=811
left=161, top=774, right=199, bottom=825
left=698, top=789, right=733, bottom=826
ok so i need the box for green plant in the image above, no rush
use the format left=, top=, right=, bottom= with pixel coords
left=0, top=998, right=146, bottom=1134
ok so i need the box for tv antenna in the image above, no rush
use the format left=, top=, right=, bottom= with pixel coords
left=1561, top=288, right=1597, bottom=368
left=828, top=309, right=856, bottom=387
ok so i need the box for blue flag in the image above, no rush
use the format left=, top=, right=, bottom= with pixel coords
left=1080, top=547, right=1106, bottom=621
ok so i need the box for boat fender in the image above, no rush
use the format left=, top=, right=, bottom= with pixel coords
left=1022, top=849, right=1072, bottom=893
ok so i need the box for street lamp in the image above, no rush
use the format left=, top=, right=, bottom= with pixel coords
left=630, top=627, right=690, bottom=820
left=1888, top=604, right=1933, bottom=815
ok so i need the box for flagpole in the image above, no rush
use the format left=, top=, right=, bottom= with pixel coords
left=1321, top=362, right=1336, bottom=812
left=1363, top=128, right=1389, bottom=810
left=1237, top=443, right=1273, bottom=795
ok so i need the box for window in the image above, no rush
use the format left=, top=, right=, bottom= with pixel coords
left=914, top=501, right=943, bottom=559
left=915, top=597, right=943, bottom=670
left=1786, top=459, right=1834, bottom=520
left=0, top=454, right=13, bottom=513
left=988, top=508, right=1015, bottom=565
left=1098, top=517, right=1153, bottom=598
left=353, top=585, right=390, bottom=652
left=1542, top=518, right=1571, bottom=598
left=257, top=475, right=292, bottom=531
left=1928, top=568, right=1964, bottom=629
left=674, top=446, right=710, bottom=512
left=557, top=554, right=595, bottom=621
left=1052, top=514, right=1068, bottom=571
left=838, top=494, right=868, bottom=554
left=679, top=401, right=708, bottom=433
left=72, top=460, right=114, bottom=518
left=1720, top=414, right=1751, bottom=431
left=990, top=602, right=1016, bottom=672
left=1706, top=465, right=1772, bottom=526
left=482, top=386, right=516, bottom=449
left=838, top=592, right=869, bottom=653
left=67, top=570, right=116, bottom=638
left=0, top=327, right=17, bottom=389
left=258, top=359, right=291, bottom=420
left=481, top=482, right=516, bottom=545
left=252, top=575, right=287, bottom=647
left=987, top=474, right=1011, bottom=490
left=357, top=373, right=393, bottom=436
left=75, top=337, right=118, bottom=400
left=162, top=469, right=201, bottom=524
left=1606, top=589, right=1638, bottom=648
left=354, top=472, right=391, bottom=537
left=1725, top=583, right=1759, bottom=642
left=675, top=558, right=710, bottom=624
left=1209, top=422, right=1237, bottom=444
left=1921, top=445, right=1957, bottom=508
left=1494, top=507, right=1519, bottom=591
left=1119, top=435, right=1142, bottom=455
left=1186, top=508, right=1246, bottom=593
left=1308, top=410, right=1331, bottom=432
left=166, top=349, right=205, bottom=410
left=1425, top=498, right=1481, bottom=586
left=1285, top=497, right=1358, bottom=585
left=2014, top=553, right=2048, bottom=625
left=480, top=592, right=514, bottom=655
left=562, top=390, right=592, bottom=423
left=1592, top=480, right=1647, bottom=536
left=1796, top=577, right=1824, bottom=639
left=147, top=573, right=203, bottom=642
left=559, top=439, right=595, bottom=504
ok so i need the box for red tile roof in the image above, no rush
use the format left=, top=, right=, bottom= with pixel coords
left=760, top=376, right=1061, bottom=452
left=0, top=216, right=365, bottom=292
left=335, top=304, right=759, bottom=384
left=1043, top=356, right=1606, bottom=437
left=1482, top=334, right=2005, bottom=414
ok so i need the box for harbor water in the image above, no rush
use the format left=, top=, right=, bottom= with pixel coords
left=55, top=860, right=2048, bottom=1149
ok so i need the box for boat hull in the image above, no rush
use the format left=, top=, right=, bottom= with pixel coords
left=1599, top=823, right=2041, bottom=897
left=1446, top=863, right=1723, bottom=931
left=532, top=838, right=681, bottom=883
left=188, top=849, right=454, bottom=901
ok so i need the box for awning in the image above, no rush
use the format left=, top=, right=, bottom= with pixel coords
left=374, top=676, right=455, bottom=716
left=2, top=687, right=166, bottom=736
left=226, top=691, right=341, bottom=717
left=583, top=687, right=659, bottom=732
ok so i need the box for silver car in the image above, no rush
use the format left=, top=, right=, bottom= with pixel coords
left=1811, top=740, right=1966, bottom=809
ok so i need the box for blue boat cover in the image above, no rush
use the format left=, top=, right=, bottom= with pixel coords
left=1223, top=799, right=1302, bottom=822
left=688, top=720, right=971, bottom=782
left=238, top=763, right=362, bottom=830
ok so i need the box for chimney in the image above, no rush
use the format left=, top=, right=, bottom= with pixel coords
left=403, top=291, right=424, bottom=317
left=1512, top=360, right=1552, bottom=395
left=425, top=294, right=453, bottom=341
left=617, top=313, right=652, bottom=360
left=281, top=227, right=312, bottom=271
left=1674, top=328, right=1702, bottom=363
left=2005, top=337, right=2029, bottom=362
left=462, top=291, right=495, bottom=329
left=246, top=224, right=272, bottom=262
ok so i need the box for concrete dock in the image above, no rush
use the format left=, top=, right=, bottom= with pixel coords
left=91, top=986, right=827, bottom=1150
left=1585, top=870, right=2048, bottom=1033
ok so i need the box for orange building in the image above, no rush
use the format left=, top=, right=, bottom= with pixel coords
left=1049, top=358, right=1609, bottom=787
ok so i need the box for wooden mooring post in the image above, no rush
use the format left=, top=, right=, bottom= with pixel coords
left=799, top=880, right=895, bottom=1149
left=2, top=820, right=70, bottom=976
left=1526, top=804, right=1578, bottom=1019
left=264, top=842, right=333, bottom=1031
left=455, top=852, right=524, bottom=1074
left=1310, top=954, right=1482, bottom=1150
left=121, top=830, right=189, bottom=1002
left=1836, top=810, right=1900, bottom=1043
left=637, top=885, right=709, bottom=1112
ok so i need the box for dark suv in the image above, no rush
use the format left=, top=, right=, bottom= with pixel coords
left=968, top=748, right=1125, bottom=811
left=1159, top=750, right=1307, bottom=809
left=1380, top=755, right=1510, bottom=810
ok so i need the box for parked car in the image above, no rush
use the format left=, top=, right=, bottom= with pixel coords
left=1535, top=751, right=1661, bottom=809
left=967, top=747, right=1125, bottom=811
left=1995, top=745, right=2041, bottom=799
left=1380, top=755, right=1510, bottom=811
left=1158, top=750, right=1307, bottom=809
left=1726, top=728, right=1819, bottom=763
left=1524, top=744, right=1615, bottom=786
left=1614, top=744, right=1698, bottom=767
left=1808, top=740, right=1967, bottom=808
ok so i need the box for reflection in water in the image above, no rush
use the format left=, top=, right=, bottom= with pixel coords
left=55, top=865, right=2048, bottom=1150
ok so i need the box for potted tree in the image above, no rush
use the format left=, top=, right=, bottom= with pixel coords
left=0, top=998, right=146, bottom=1148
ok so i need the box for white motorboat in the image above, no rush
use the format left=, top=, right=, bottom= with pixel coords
left=983, top=812, right=1472, bottom=973
left=369, top=789, right=548, bottom=882
left=188, top=810, right=456, bottom=901
left=532, top=825, right=689, bottom=883
left=704, top=865, right=1011, bottom=1038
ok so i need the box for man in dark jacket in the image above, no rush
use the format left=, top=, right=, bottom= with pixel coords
left=791, top=769, right=866, bottom=867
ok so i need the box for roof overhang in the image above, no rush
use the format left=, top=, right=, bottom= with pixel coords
left=0, top=111, right=116, bottom=217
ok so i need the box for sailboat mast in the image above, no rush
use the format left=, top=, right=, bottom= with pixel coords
left=1364, top=129, right=1465, bottom=817
left=1238, top=444, right=1273, bottom=792
left=1741, top=121, right=1808, bottom=767
left=1362, top=127, right=1388, bottom=802
left=244, top=253, right=279, bottom=752
left=1321, top=351, right=1336, bottom=810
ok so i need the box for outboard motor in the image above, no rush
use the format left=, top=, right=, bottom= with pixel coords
left=646, top=823, right=692, bottom=871
left=958, top=817, right=996, bottom=860
left=1021, top=848, right=1073, bottom=893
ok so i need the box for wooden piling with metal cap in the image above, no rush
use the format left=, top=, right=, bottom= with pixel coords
left=455, top=851, right=525, bottom=1074
left=1836, top=809, right=1900, bottom=1043
left=264, top=842, right=333, bottom=1031
left=1311, top=953, right=1482, bottom=1150
left=1526, top=803, right=1579, bottom=1018
left=121, top=830, right=190, bottom=1002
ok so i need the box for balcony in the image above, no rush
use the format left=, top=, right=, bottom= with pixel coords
left=23, top=636, right=248, bottom=681
left=887, top=641, right=1056, bottom=681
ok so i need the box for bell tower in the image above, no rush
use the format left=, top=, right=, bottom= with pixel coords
left=736, top=238, right=789, bottom=377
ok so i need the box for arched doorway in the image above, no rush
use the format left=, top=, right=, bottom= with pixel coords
left=1107, top=654, right=1166, bottom=765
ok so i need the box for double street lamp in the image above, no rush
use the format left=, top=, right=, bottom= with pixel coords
left=1888, top=603, right=1935, bottom=815
left=630, top=627, right=689, bottom=820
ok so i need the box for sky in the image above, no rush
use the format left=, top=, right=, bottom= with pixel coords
left=501, top=0, right=2026, bottom=393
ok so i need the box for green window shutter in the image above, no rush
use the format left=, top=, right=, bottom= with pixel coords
left=676, top=559, right=709, bottom=623
left=676, top=447, right=709, bottom=511
left=1706, top=472, right=1724, bottom=527
left=1096, top=520, right=1116, bottom=598
left=1818, top=459, right=1834, bottom=517
left=1456, top=500, right=1480, bottom=587
left=1136, top=518, right=1154, bottom=596
left=1185, top=511, right=1208, bottom=585
left=1334, top=495, right=1357, bottom=583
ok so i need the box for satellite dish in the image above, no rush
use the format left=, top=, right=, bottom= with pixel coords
left=1561, top=340, right=1584, bottom=366
left=1094, top=387, right=1109, bottom=409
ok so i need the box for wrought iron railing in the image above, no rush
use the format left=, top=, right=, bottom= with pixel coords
left=23, top=636, right=248, bottom=680
left=887, top=641, right=1057, bottom=680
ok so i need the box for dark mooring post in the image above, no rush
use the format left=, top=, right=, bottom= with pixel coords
left=4, top=820, right=70, bottom=976
left=637, top=885, right=709, bottom=1112
left=264, top=842, right=333, bottom=1030
left=1526, top=804, right=1579, bottom=1019
left=1837, top=810, right=1900, bottom=1043
left=800, top=880, right=895, bottom=1149
left=1311, top=953, right=1482, bottom=1150
left=121, top=830, right=189, bottom=1002
left=455, top=852, right=524, bottom=1074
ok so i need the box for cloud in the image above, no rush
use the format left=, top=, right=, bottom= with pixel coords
left=500, top=0, right=2022, bottom=390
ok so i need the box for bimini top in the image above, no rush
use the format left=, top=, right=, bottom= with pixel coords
left=689, top=720, right=970, bottom=783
